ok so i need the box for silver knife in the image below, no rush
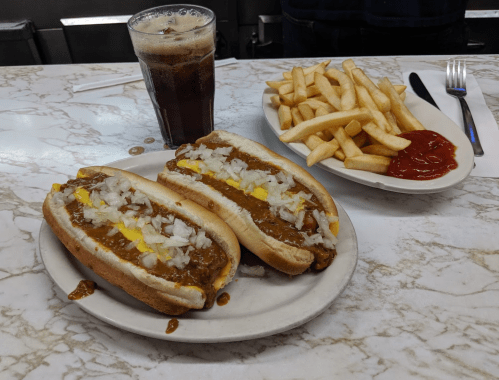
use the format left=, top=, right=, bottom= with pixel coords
left=409, top=72, right=440, bottom=110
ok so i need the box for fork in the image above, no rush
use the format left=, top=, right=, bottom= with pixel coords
left=446, top=60, right=484, bottom=156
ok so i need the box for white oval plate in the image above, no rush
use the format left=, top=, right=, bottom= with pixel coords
left=263, top=90, right=474, bottom=194
left=39, top=150, right=358, bottom=343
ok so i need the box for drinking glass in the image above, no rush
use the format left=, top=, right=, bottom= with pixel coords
left=128, top=5, right=216, bottom=148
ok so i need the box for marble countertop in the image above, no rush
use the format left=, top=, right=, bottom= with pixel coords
left=1, top=55, right=498, bottom=379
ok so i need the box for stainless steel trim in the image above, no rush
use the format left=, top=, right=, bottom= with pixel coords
left=60, top=15, right=132, bottom=26
left=465, top=10, right=499, bottom=19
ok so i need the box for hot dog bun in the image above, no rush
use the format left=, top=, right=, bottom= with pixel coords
left=157, top=131, right=339, bottom=275
left=43, top=166, right=240, bottom=315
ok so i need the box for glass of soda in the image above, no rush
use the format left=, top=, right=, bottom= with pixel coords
left=128, top=5, right=216, bottom=148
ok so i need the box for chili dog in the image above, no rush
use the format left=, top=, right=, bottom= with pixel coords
left=43, top=166, right=240, bottom=315
left=157, top=131, right=339, bottom=275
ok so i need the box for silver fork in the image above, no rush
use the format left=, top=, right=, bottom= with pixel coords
left=446, top=60, right=484, bottom=156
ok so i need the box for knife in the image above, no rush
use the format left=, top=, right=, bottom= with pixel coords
left=409, top=72, right=440, bottom=110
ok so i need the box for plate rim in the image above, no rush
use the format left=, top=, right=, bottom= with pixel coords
left=262, top=87, right=474, bottom=194
left=39, top=150, right=358, bottom=343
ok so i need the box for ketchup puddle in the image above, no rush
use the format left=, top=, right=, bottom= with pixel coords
left=387, top=130, right=457, bottom=180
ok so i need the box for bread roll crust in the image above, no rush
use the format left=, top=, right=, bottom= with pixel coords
left=43, top=166, right=240, bottom=315
left=157, top=130, right=338, bottom=275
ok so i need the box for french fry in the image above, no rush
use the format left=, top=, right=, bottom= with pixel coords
left=355, top=85, right=376, bottom=108
left=278, top=104, right=292, bottom=130
left=292, top=118, right=330, bottom=143
left=297, top=103, right=315, bottom=121
left=315, top=106, right=329, bottom=118
left=266, top=80, right=292, bottom=90
left=315, top=106, right=334, bottom=140
left=361, top=144, right=398, bottom=157
left=313, top=60, right=331, bottom=73
left=280, top=108, right=372, bottom=143
left=314, top=72, right=341, bottom=111
left=344, top=119, right=363, bottom=137
left=283, top=63, right=319, bottom=80
left=294, top=103, right=326, bottom=148
left=306, top=139, right=340, bottom=166
left=278, top=82, right=295, bottom=96
left=270, top=94, right=281, bottom=108
left=279, top=93, right=295, bottom=107
left=321, top=130, right=334, bottom=141
left=282, top=60, right=331, bottom=80
left=318, top=124, right=334, bottom=141
left=292, top=67, right=307, bottom=103
left=351, top=68, right=390, bottom=113
left=302, top=134, right=324, bottom=150
left=378, top=77, right=425, bottom=131
left=344, top=155, right=392, bottom=174
left=308, top=118, right=363, bottom=166
left=305, top=65, right=325, bottom=87
left=355, top=85, right=392, bottom=132
left=367, top=134, right=384, bottom=146
left=394, top=85, right=407, bottom=94
left=330, top=125, right=364, bottom=158
left=315, top=131, right=327, bottom=140
left=302, top=98, right=335, bottom=113
left=384, top=112, right=403, bottom=135
left=309, top=94, right=328, bottom=103
left=324, top=68, right=357, bottom=111
left=306, top=85, right=321, bottom=98
left=291, top=107, right=304, bottom=126
left=362, top=121, right=411, bottom=151
left=352, top=130, right=368, bottom=148
left=331, top=85, right=341, bottom=96
left=371, top=107, right=393, bottom=133
left=342, top=59, right=357, bottom=81
left=334, top=149, right=346, bottom=161
left=285, top=85, right=321, bottom=102
left=400, top=92, right=406, bottom=101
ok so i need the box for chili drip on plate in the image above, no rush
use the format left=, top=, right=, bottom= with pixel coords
left=387, top=130, right=458, bottom=180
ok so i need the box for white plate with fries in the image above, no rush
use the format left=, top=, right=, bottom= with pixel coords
left=262, top=61, right=474, bottom=194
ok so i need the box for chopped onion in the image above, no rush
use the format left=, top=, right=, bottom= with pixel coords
left=177, top=144, right=193, bottom=157
left=107, top=226, right=119, bottom=236
left=295, top=210, right=305, bottom=230
left=300, top=232, right=323, bottom=246
left=195, top=230, right=212, bottom=249
left=172, top=218, right=193, bottom=239
left=139, top=252, right=157, bottom=269
left=313, top=209, right=337, bottom=245
left=167, top=247, right=190, bottom=269
left=279, top=208, right=296, bottom=224
left=239, top=265, right=265, bottom=277
left=126, top=240, right=138, bottom=250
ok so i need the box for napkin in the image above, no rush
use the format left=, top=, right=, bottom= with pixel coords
left=72, top=58, right=238, bottom=93
left=402, top=69, right=499, bottom=178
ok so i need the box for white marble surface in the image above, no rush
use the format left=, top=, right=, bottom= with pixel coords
left=1, top=55, right=499, bottom=379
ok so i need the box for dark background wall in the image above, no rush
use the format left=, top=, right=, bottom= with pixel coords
left=1, top=0, right=245, bottom=65
left=0, top=0, right=497, bottom=66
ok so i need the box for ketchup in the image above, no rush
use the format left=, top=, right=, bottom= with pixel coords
left=387, top=130, right=457, bottom=180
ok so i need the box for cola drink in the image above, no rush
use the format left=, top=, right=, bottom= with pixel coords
left=128, top=5, right=216, bottom=148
